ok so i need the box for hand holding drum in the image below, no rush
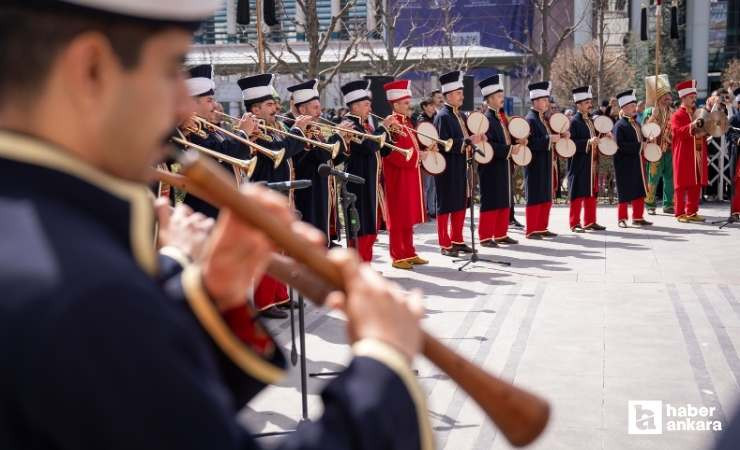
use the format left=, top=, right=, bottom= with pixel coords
left=508, top=116, right=533, bottom=167
left=416, top=122, right=447, bottom=175
left=549, top=112, right=576, bottom=158
left=593, top=115, right=617, bottom=156
left=641, top=122, right=663, bottom=162
left=467, top=112, right=494, bottom=165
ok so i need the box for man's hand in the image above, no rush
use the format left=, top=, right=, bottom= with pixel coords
left=551, top=134, right=561, bottom=143
left=470, top=134, right=485, bottom=145
left=325, top=250, right=424, bottom=362
left=561, top=131, right=571, bottom=140
left=155, top=199, right=214, bottom=262
left=237, top=113, right=258, bottom=135
left=588, top=137, right=600, bottom=147
left=201, top=185, right=325, bottom=312
left=516, top=138, right=528, bottom=147
left=294, top=115, right=313, bottom=132
left=382, top=114, right=400, bottom=130
left=512, top=144, right=521, bottom=155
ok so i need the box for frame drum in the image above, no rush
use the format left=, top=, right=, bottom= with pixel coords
left=511, top=145, right=532, bottom=166
left=474, top=142, right=494, bottom=165
left=415, top=122, right=438, bottom=148
left=593, top=115, right=613, bottom=134
left=508, top=116, right=530, bottom=140
left=555, top=138, right=576, bottom=158
left=466, top=111, right=489, bottom=135
left=549, top=112, right=570, bottom=133
left=643, top=142, right=662, bottom=162
left=597, top=137, right=618, bottom=156
left=421, top=150, right=446, bottom=175
left=641, top=122, right=661, bottom=140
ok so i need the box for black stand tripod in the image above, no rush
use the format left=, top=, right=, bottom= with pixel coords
left=710, top=213, right=739, bottom=229
left=455, top=147, right=511, bottom=271
left=308, top=178, right=359, bottom=380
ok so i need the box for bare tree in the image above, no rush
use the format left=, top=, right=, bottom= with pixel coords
left=260, top=0, right=362, bottom=91
left=419, top=0, right=483, bottom=73
left=722, top=58, right=740, bottom=89
left=502, top=0, right=587, bottom=80
left=360, top=0, right=425, bottom=77
left=550, top=41, right=632, bottom=106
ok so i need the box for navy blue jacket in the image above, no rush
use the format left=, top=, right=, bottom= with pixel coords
left=0, top=131, right=431, bottom=450
left=730, top=113, right=740, bottom=197
left=249, top=124, right=305, bottom=188
left=567, top=112, right=597, bottom=199
left=524, top=109, right=553, bottom=205
left=328, top=116, right=390, bottom=237
left=433, top=104, right=469, bottom=214
left=613, top=117, right=647, bottom=202
left=292, top=132, right=346, bottom=241
left=478, top=107, right=512, bottom=211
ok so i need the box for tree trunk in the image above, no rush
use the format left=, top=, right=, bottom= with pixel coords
left=540, top=1, right=549, bottom=79
left=596, top=0, right=605, bottom=102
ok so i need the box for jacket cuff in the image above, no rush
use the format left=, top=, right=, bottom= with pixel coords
left=159, top=245, right=191, bottom=268
left=353, top=339, right=434, bottom=450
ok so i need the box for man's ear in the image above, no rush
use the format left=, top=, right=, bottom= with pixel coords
left=58, top=32, right=121, bottom=114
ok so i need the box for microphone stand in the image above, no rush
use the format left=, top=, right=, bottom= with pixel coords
left=308, top=177, right=358, bottom=380
left=454, top=145, right=511, bottom=271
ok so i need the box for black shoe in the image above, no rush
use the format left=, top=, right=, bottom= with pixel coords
left=526, top=233, right=543, bottom=240
left=632, top=219, right=653, bottom=226
left=541, top=230, right=558, bottom=237
left=452, top=243, right=474, bottom=253
left=329, top=241, right=342, bottom=249
left=509, top=219, right=524, bottom=229
left=259, top=306, right=289, bottom=319
left=584, top=223, right=606, bottom=231
left=441, top=248, right=459, bottom=257
left=618, top=220, right=628, bottom=228
left=277, top=300, right=298, bottom=310
left=647, top=208, right=656, bottom=215
left=495, top=236, right=519, bottom=244
left=571, top=225, right=585, bottom=233
left=480, top=240, right=498, bottom=248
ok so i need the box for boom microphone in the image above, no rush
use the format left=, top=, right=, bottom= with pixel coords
left=318, top=164, right=365, bottom=184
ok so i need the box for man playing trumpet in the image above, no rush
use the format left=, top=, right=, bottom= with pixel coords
left=381, top=79, right=428, bottom=270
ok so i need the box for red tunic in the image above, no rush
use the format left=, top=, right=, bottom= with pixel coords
left=671, top=105, right=709, bottom=189
left=382, top=114, right=426, bottom=229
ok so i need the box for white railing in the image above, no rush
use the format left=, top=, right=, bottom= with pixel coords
left=707, top=136, right=732, bottom=201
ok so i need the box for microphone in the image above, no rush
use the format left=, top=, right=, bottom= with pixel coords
left=318, top=164, right=365, bottom=184
left=261, top=180, right=312, bottom=191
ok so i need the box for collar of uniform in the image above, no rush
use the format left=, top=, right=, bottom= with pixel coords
left=0, top=130, right=157, bottom=276
left=487, top=106, right=501, bottom=115
left=444, top=103, right=458, bottom=113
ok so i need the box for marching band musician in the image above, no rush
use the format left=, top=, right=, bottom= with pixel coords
left=288, top=79, right=344, bottom=243
left=524, top=81, right=560, bottom=239
left=0, top=1, right=433, bottom=449
left=381, top=79, right=428, bottom=270
left=433, top=70, right=484, bottom=256
left=729, top=88, right=740, bottom=218
left=643, top=75, right=675, bottom=216
left=613, top=89, right=653, bottom=227
left=178, top=64, right=255, bottom=217
left=477, top=75, right=521, bottom=246
left=328, top=80, right=394, bottom=262
left=238, top=73, right=311, bottom=318
left=671, top=80, right=709, bottom=223
left=416, top=98, right=438, bottom=220
left=568, top=85, right=606, bottom=232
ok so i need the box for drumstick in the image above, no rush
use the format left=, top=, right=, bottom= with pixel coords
left=172, top=151, right=550, bottom=447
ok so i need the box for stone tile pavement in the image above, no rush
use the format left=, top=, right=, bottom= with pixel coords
left=248, top=203, right=740, bottom=450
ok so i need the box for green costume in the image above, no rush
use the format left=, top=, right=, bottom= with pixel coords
left=643, top=106, right=674, bottom=212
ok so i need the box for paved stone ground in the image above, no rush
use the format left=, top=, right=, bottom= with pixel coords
left=245, top=203, right=740, bottom=450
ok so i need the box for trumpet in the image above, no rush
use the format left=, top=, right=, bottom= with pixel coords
left=213, top=111, right=274, bottom=142
left=313, top=116, right=388, bottom=150
left=181, top=122, right=208, bottom=139
left=371, top=112, right=453, bottom=152
left=256, top=120, right=341, bottom=159
left=192, top=116, right=284, bottom=168
left=171, top=135, right=257, bottom=178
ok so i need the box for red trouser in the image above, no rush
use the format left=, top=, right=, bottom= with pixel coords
left=437, top=210, right=466, bottom=249
left=254, top=275, right=289, bottom=311
left=732, top=188, right=740, bottom=214
left=618, top=197, right=645, bottom=221
left=569, top=196, right=597, bottom=228
left=389, top=226, right=416, bottom=262
left=525, top=202, right=552, bottom=236
left=479, top=208, right=510, bottom=242
left=674, top=185, right=701, bottom=217
left=349, top=234, right=377, bottom=262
